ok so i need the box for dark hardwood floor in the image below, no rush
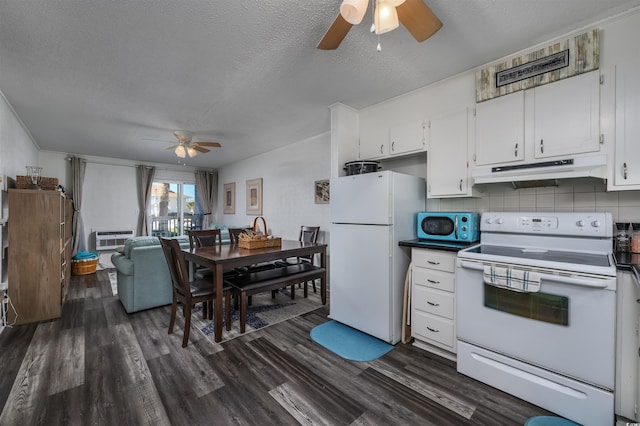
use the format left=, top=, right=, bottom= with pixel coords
left=0, top=270, right=554, bottom=425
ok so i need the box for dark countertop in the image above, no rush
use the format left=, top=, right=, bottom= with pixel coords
left=615, top=251, right=640, bottom=271
left=614, top=252, right=640, bottom=286
left=399, top=239, right=477, bottom=253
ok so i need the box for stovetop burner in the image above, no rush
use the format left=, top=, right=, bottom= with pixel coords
left=465, top=244, right=611, bottom=267
left=458, top=212, right=615, bottom=276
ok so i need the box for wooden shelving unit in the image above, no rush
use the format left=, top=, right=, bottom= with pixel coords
left=7, top=189, right=72, bottom=324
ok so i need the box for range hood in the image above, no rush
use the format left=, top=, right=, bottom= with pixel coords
left=472, top=155, right=608, bottom=187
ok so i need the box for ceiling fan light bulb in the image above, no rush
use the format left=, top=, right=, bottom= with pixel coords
left=186, top=147, right=198, bottom=157
left=340, top=0, right=368, bottom=25
left=374, top=0, right=399, bottom=35
left=175, top=145, right=186, bottom=158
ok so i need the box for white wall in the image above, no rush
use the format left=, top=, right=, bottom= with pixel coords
left=0, top=90, right=39, bottom=332
left=0, top=93, right=39, bottom=185
left=216, top=132, right=331, bottom=243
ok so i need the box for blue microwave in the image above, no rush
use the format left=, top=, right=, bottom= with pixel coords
left=417, top=212, right=479, bottom=243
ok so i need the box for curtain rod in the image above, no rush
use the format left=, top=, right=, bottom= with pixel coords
left=64, top=156, right=215, bottom=173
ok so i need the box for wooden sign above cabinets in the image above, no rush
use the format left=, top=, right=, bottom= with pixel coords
left=476, top=28, right=599, bottom=103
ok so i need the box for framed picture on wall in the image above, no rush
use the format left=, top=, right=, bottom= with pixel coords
left=314, top=179, right=330, bottom=204
left=246, top=178, right=263, bottom=215
left=223, top=182, right=235, bottom=214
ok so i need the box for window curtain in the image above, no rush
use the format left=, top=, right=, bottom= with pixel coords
left=136, top=165, right=155, bottom=236
left=70, top=156, right=87, bottom=255
left=195, top=170, right=217, bottom=230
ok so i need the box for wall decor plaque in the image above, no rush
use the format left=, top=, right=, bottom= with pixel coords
left=223, top=182, right=235, bottom=214
left=476, top=29, right=599, bottom=102
left=246, top=178, right=262, bottom=216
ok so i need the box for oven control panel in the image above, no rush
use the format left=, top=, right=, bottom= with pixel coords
left=481, top=212, right=613, bottom=237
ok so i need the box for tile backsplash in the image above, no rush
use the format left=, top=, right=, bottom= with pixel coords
left=431, top=182, right=640, bottom=223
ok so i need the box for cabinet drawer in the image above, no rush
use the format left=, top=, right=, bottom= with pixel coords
left=412, top=249, right=456, bottom=272
left=412, top=311, right=455, bottom=348
left=413, top=286, right=454, bottom=319
left=413, top=267, right=455, bottom=292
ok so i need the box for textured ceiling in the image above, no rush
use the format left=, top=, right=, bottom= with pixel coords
left=1, top=0, right=639, bottom=169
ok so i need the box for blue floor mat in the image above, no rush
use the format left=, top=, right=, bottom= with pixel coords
left=310, top=320, right=394, bottom=362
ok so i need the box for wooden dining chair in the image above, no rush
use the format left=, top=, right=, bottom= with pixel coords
left=275, top=226, right=321, bottom=293
left=227, top=226, right=279, bottom=303
left=159, top=237, right=231, bottom=347
left=188, top=229, right=222, bottom=250
left=188, top=229, right=222, bottom=280
left=228, top=227, right=250, bottom=244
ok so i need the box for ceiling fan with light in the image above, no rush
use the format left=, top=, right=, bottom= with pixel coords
left=317, top=0, right=442, bottom=50
left=165, top=130, right=221, bottom=158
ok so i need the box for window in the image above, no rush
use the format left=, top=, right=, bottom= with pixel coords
left=150, top=181, right=198, bottom=237
left=484, top=284, right=569, bottom=326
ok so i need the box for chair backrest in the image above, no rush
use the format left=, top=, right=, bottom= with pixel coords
left=188, top=229, right=222, bottom=250
left=228, top=227, right=250, bottom=244
left=159, top=237, right=190, bottom=294
left=299, top=226, right=320, bottom=244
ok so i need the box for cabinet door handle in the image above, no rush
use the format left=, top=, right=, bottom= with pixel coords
left=540, top=139, right=544, bottom=154
left=427, top=261, right=440, bottom=265
left=427, top=326, right=440, bottom=333
left=391, top=141, right=395, bottom=152
left=427, top=301, right=440, bottom=307
left=459, top=179, right=463, bottom=191
left=380, top=144, right=384, bottom=154
left=623, top=162, right=628, bottom=180
left=514, top=143, right=518, bottom=157
left=427, top=279, right=440, bottom=284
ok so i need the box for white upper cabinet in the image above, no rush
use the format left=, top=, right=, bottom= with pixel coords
left=474, top=70, right=601, bottom=167
left=475, top=91, right=525, bottom=165
left=428, top=107, right=476, bottom=198
left=612, top=61, right=640, bottom=188
left=389, top=120, right=426, bottom=156
left=359, top=123, right=389, bottom=159
left=533, top=71, right=600, bottom=159
left=359, top=119, right=426, bottom=160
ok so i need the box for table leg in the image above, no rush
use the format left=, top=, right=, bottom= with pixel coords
left=320, top=247, right=327, bottom=305
left=214, top=264, right=224, bottom=343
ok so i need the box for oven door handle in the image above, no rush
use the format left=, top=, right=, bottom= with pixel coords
left=459, top=261, right=611, bottom=289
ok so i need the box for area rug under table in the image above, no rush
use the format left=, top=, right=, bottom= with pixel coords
left=310, top=320, right=394, bottom=362
left=191, top=286, right=324, bottom=344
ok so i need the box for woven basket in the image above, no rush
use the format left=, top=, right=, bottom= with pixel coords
left=16, top=175, right=59, bottom=190
left=238, top=217, right=282, bottom=249
left=72, top=258, right=98, bottom=275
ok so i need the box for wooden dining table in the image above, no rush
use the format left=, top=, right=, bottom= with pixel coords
left=183, top=239, right=328, bottom=342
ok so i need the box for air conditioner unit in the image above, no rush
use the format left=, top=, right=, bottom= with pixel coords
left=95, top=229, right=134, bottom=251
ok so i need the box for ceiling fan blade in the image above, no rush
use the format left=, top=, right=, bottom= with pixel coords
left=397, top=0, right=442, bottom=43
left=165, top=144, right=180, bottom=150
left=193, top=141, right=221, bottom=147
left=191, top=145, right=210, bottom=153
left=317, top=13, right=353, bottom=50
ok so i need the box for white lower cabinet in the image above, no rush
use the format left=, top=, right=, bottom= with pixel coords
left=616, top=270, right=640, bottom=421
left=411, top=248, right=457, bottom=360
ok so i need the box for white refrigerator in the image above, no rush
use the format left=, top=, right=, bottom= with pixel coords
left=329, top=170, right=426, bottom=344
